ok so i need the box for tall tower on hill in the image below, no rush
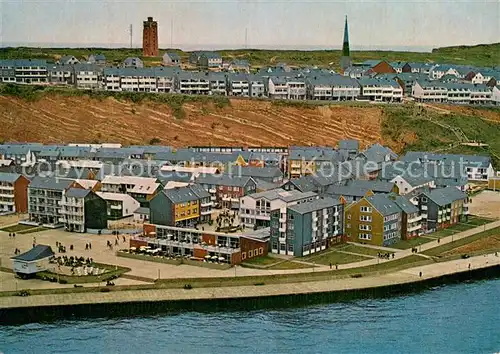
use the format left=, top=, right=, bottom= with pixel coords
left=143, top=17, right=159, bottom=57
left=340, top=16, right=352, bottom=72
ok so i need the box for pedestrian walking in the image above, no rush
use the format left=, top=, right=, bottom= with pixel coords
left=329, top=263, right=332, bottom=269
left=468, top=263, right=471, bottom=269
left=115, top=239, right=118, bottom=246
left=9, top=233, right=11, bottom=238
left=419, top=271, right=422, bottom=277
left=335, top=264, right=338, bottom=270
left=12, top=233, right=15, bottom=238
left=85, top=243, right=89, bottom=251
left=89, top=242, right=92, bottom=250
left=123, top=236, right=126, bottom=243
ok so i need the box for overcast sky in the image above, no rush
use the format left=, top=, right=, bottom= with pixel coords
left=1, top=0, right=498, bottom=51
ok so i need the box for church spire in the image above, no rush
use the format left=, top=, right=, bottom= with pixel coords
left=342, top=16, right=350, bottom=56
left=340, top=15, right=352, bottom=72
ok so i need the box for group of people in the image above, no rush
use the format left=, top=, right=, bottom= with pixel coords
left=85, top=243, right=92, bottom=250
left=8, top=233, right=16, bottom=238
left=13, top=248, right=21, bottom=255
left=411, top=247, right=419, bottom=254
left=378, top=252, right=394, bottom=259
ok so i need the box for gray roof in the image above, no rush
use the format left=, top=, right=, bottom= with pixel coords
left=188, top=183, right=211, bottom=199
left=288, top=196, right=341, bottom=215
left=289, top=146, right=340, bottom=161
left=134, top=207, right=150, bottom=215
left=392, top=195, right=419, bottom=214
left=249, top=188, right=317, bottom=202
left=358, top=143, right=398, bottom=164
left=285, top=176, right=318, bottom=193
left=196, top=174, right=254, bottom=188
left=401, top=152, right=492, bottom=168
left=421, top=186, right=467, bottom=207
left=0, top=172, right=22, bottom=183
left=348, top=180, right=395, bottom=193
left=29, top=176, right=75, bottom=191
left=339, top=139, right=359, bottom=151
left=234, top=166, right=282, bottom=179
left=162, top=186, right=200, bottom=203
left=65, top=187, right=91, bottom=198
left=165, top=52, right=180, bottom=60
left=365, top=194, right=401, bottom=216
left=11, top=245, right=54, bottom=262
left=326, top=185, right=370, bottom=198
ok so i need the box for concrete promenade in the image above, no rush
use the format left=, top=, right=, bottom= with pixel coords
left=1, top=252, right=499, bottom=309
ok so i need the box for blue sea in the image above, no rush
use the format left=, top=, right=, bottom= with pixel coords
left=1, top=279, right=500, bottom=354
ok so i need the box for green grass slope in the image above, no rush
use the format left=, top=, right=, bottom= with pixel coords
left=1, top=42, right=498, bottom=69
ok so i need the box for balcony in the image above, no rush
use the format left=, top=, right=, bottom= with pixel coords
left=421, top=205, right=428, bottom=211
left=0, top=193, right=14, bottom=199
left=438, top=210, right=443, bottom=215
left=110, top=204, right=122, bottom=210
left=209, top=188, right=216, bottom=193
left=446, top=208, right=451, bottom=213
left=408, top=224, right=421, bottom=232
left=201, top=201, right=213, bottom=208
left=201, top=209, right=212, bottom=216
left=0, top=185, right=14, bottom=191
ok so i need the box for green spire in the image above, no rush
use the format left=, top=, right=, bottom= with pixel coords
left=342, top=16, right=350, bottom=57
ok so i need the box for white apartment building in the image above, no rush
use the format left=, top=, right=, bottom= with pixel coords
left=58, top=188, right=87, bottom=233
left=286, top=78, right=307, bottom=100
left=100, top=175, right=160, bottom=206
left=96, top=191, right=140, bottom=220
left=175, top=72, right=210, bottom=95
left=208, top=73, right=227, bottom=95
left=267, top=77, right=288, bottom=99
left=239, top=189, right=318, bottom=229
left=26, top=177, right=80, bottom=228
left=228, top=75, right=250, bottom=96
left=249, top=76, right=265, bottom=97
left=412, top=81, right=448, bottom=102
left=359, top=79, right=402, bottom=102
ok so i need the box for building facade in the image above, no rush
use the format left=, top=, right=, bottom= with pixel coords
left=143, top=17, right=159, bottom=57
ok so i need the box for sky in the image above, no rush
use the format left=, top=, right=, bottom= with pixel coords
left=0, top=0, right=499, bottom=51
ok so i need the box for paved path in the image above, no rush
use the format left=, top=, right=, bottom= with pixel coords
left=1, top=252, right=498, bottom=309
left=0, top=220, right=498, bottom=290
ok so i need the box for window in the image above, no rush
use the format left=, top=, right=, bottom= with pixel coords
left=359, top=224, right=372, bottom=231
left=241, top=252, right=247, bottom=260
left=259, top=247, right=264, bottom=255
left=346, top=224, right=351, bottom=229
left=360, top=215, right=372, bottom=222
left=347, top=214, right=351, bottom=220
left=359, top=233, right=372, bottom=240
left=360, top=206, right=372, bottom=213
left=288, top=244, right=294, bottom=252
left=248, top=250, right=253, bottom=257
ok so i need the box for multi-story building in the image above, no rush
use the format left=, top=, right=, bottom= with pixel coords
left=195, top=175, right=257, bottom=209
left=175, top=71, right=210, bottom=95
left=401, top=152, right=495, bottom=182
left=249, top=75, right=266, bottom=97
left=358, top=78, right=403, bottom=102
left=208, top=72, right=227, bottom=95
left=149, top=184, right=212, bottom=227
left=0, top=173, right=30, bottom=215
left=306, top=75, right=360, bottom=101
left=287, top=146, right=340, bottom=178
left=267, top=77, right=288, bottom=99
left=392, top=195, right=422, bottom=239
left=100, top=175, right=161, bottom=207
left=417, top=187, right=468, bottom=232
left=163, top=52, right=181, bottom=66
left=411, top=81, right=448, bottom=102
left=59, top=188, right=107, bottom=233
left=227, top=74, right=250, bottom=96
left=345, top=194, right=402, bottom=246
left=273, top=196, right=344, bottom=256
left=143, top=17, right=159, bottom=57
left=0, top=59, right=49, bottom=84
left=26, top=177, right=83, bottom=228
left=239, top=189, right=318, bottom=229
left=132, top=223, right=268, bottom=265
left=95, top=192, right=140, bottom=220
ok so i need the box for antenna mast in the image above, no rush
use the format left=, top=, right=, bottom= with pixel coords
left=129, top=24, right=133, bottom=48
left=245, top=27, right=248, bottom=49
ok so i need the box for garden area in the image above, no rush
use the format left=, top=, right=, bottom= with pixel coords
left=0, top=224, right=47, bottom=234
left=302, top=248, right=371, bottom=266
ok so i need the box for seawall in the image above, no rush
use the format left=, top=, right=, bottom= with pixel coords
left=2, top=263, right=499, bottom=325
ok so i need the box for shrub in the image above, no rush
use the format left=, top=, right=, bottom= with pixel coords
left=58, top=279, right=68, bottom=284
left=149, top=137, right=161, bottom=145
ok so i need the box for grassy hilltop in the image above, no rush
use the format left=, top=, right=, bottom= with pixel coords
left=0, top=43, right=499, bottom=69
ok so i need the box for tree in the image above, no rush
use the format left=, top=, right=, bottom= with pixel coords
left=149, top=137, right=161, bottom=145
